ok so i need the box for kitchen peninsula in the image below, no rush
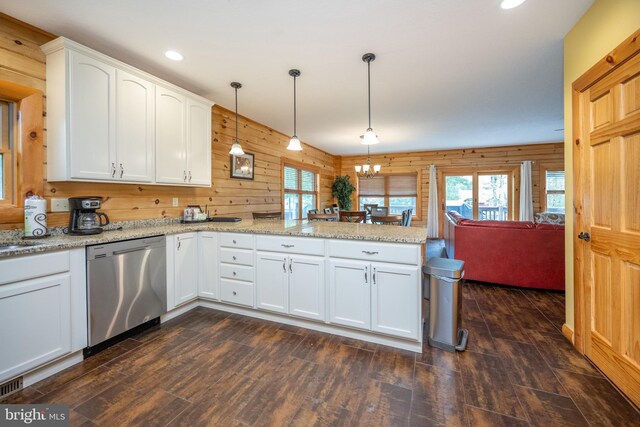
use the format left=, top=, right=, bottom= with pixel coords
left=0, top=219, right=426, bottom=389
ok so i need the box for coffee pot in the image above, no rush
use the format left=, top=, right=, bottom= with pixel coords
left=68, top=197, right=110, bottom=235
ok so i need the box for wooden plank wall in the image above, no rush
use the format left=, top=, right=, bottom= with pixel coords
left=0, top=14, right=337, bottom=229
left=340, top=143, right=565, bottom=227
left=0, top=13, right=565, bottom=232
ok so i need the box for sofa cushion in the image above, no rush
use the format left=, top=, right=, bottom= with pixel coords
left=535, top=212, right=565, bottom=225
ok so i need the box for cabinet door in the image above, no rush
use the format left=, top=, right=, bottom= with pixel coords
left=69, top=50, right=116, bottom=180
left=116, top=70, right=154, bottom=182
left=371, top=264, right=420, bottom=340
left=174, top=233, right=198, bottom=306
left=186, top=100, right=211, bottom=186
left=0, top=274, right=71, bottom=383
left=198, top=232, right=218, bottom=300
left=256, top=252, right=289, bottom=314
left=289, top=255, right=325, bottom=321
left=328, top=260, right=370, bottom=330
left=156, top=86, right=187, bottom=184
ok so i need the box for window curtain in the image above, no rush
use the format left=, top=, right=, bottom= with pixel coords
left=426, top=164, right=439, bottom=238
left=519, top=161, right=534, bottom=221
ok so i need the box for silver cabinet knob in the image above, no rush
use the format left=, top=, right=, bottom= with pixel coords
left=232, top=291, right=237, bottom=296
left=233, top=240, right=237, bottom=244
left=232, top=256, right=237, bottom=261
left=232, top=271, right=237, bottom=276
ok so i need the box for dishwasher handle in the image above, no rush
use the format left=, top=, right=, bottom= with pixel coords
left=112, top=246, right=151, bottom=256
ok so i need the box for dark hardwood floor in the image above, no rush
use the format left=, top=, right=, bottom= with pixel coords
left=3, top=282, right=639, bottom=426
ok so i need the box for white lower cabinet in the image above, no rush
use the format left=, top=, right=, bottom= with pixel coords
left=371, top=264, right=420, bottom=340
left=173, top=233, right=198, bottom=306
left=328, top=260, right=371, bottom=330
left=256, top=252, right=289, bottom=314
left=328, top=259, right=420, bottom=340
left=0, top=249, right=86, bottom=384
left=0, top=274, right=71, bottom=383
left=198, top=232, right=218, bottom=300
left=256, top=252, right=325, bottom=320
left=289, top=255, right=325, bottom=321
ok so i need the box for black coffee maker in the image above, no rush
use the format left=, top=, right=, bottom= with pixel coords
left=68, top=197, right=110, bottom=235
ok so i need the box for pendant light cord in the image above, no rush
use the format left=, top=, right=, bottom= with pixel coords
left=235, top=87, right=239, bottom=142
left=367, top=59, right=371, bottom=129
left=293, top=74, right=297, bottom=137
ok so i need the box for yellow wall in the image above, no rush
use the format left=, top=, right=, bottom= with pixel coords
left=563, top=0, right=640, bottom=330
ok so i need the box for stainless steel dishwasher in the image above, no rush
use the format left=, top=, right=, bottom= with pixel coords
left=86, top=236, right=167, bottom=353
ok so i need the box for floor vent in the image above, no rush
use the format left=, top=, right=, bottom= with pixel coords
left=0, top=377, right=23, bottom=399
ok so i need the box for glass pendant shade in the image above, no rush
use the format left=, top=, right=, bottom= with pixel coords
left=229, top=140, right=244, bottom=155
left=373, top=164, right=381, bottom=173
left=355, top=165, right=362, bottom=173
left=361, top=128, right=379, bottom=145
left=287, top=136, right=302, bottom=151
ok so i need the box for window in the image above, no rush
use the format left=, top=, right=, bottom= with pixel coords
left=0, top=100, right=14, bottom=204
left=358, top=173, right=418, bottom=216
left=543, top=169, right=565, bottom=213
left=283, top=162, right=318, bottom=219
left=441, top=167, right=517, bottom=224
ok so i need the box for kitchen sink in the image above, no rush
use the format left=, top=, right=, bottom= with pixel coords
left=0, top=241, right=43, bottom=251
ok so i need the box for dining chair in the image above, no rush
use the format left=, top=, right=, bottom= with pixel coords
left=308, top=212, right=338, bottom=221
left=252, top=211, right=282, bottom=219
left=332, top=206, right=340, bottom=214
left=370, top=206, right=389, bottom=217
left=402, top=209, right=413, bottom=226
left=323, top=208, right=332, bottom=214
left=372, top=215, right=402, bottom=225
left=308, top=209, right=318, bottom=215
left=339, top=211, right=367, bottom=223
left=371, top=215, right=402, bottom=225
left=363, top=204, right=378, bottom=222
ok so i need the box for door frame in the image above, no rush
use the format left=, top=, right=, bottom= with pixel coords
left=572, top=29, right=640, bottom=353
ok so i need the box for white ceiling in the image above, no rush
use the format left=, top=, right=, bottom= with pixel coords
left=2, top=0, right=593, bottom=155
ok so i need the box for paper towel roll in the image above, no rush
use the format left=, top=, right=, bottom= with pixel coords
left=24, top=196, right=48, bottom=237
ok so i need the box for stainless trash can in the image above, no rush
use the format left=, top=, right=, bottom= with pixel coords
left=423, top=257, right=468, bottom=352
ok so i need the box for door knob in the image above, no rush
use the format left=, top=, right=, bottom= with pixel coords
left=578, top=232, right=591, bottom=242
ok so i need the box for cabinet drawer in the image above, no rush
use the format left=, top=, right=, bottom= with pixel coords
left=219, top=233, right=254, bottom=249
left=220, top=264, right=254, bottom=282
left=0, top=251, right=70, bottom=286
left=256, top=235, right=325, bottom=256
left=328, top=240, right=420, bottom=265
left=219, top=248, right=254, bottom=266
left=220, top=279, right=254, bottom=307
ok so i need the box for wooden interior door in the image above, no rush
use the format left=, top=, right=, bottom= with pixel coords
left=574, top=36, right=640, bottom=407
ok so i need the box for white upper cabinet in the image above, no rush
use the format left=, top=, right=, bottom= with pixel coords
left=116, top=70, right=155, bottom=182
left=155, top=89, right=211, bottom=186
left=42, top=37, right=213, bottom=186
left=187, top=100, right=212, bottom=186
left=156, top=87, right=187, bottom=184
left=68, top=50, right=116, bottom=180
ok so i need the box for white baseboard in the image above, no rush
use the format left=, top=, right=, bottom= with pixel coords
left=22, top=351, right=84, bottom=388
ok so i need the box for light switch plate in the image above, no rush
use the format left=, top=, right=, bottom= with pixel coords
left=172, top=197, right=179, bottom=207
left=51, top=198, right=69, bottom=212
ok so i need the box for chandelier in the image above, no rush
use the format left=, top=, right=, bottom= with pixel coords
left=355, top=144, right=381, bottom=178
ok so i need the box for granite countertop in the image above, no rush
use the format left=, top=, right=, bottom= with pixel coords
left=0, top=218, right=427, bottom=258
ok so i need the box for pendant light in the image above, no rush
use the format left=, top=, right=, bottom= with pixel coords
left=360, top=53, right=379, bottom=145
left=287, top=69, right=303, bottom=151
left=229, top=82, right=245, bottom=156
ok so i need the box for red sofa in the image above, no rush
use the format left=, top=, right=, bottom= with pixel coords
left=444, top=211, right=565, bottom=290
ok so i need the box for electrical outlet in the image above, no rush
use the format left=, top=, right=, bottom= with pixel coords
left=51, top=198, right=69, bottom=212
left=172, top=197, right=179, bottom=207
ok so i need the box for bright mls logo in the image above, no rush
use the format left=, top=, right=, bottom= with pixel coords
left=1, top=405, right=69, bottom=426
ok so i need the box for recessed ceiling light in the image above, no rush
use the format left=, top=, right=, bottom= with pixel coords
left=164, top=50, right=183, bottom=61
left=500, top=0, right=526, bottom=9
